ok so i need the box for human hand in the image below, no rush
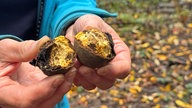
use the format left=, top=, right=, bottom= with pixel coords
left=0, top=37, right=76, bottom=108
left=66, top=14, right=131, bottom=90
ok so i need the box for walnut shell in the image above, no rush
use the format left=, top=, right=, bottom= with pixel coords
left=31, top=36, right=76, bottom=76
left=74, top=28, right=116, bottom=68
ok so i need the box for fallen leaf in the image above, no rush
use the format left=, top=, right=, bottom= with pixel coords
left=160, top=84, right=171, bottom=92
left=100, top=105, right=108, bottom=108
left=141, top=42, right=150, bottom=48
left=154, top=104, right=161, bottom=108
left=109, top=90, right=119, bottom=97
left=167, top=35, right=178, bottom=44
left=156, top=54, right=168, bottom=61
left=187, top=23, right=192, bottom=28
left=150, top=76, right=158, bottom=83
left=175, top=100, right=191, bottom=108
left=189, top=54, right=192, bottom=62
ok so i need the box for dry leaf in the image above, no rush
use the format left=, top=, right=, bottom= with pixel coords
left=187, top=23, right=192, bottom=28
left=100, top=105, right=108, bottom=108
left=175, top=100, right=191, bottom=108
left=156, top=54, right=168, bottom=61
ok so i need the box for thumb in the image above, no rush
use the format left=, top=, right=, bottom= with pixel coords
left=0, top=36, right=50, bottom=62
left=25, top=74, right=65, bottom=103
left=73, top=14, right=103, bottom=34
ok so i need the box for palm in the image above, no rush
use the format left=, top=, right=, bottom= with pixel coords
left=0, top=37, right=75, bottom=108
left=10, top=62, right=46, bottom=86
left=0, top=62, right=53, bottom=108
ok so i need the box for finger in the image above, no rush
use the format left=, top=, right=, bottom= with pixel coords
left=97, top=61, right=130, bottom=80
left=74, top=71, right=96, bottom=90
left=24, top=74, right=65, bottom=104
left=0, top=62, right=21, bottom=77
left=79, top=66, right=115, bottom=90
left=0, top=36, right=50, bottom=62
left=43, top=68, right=77, bottom=105
left=73, top=72, right=82, bottom=86
left=65, top=24, right=75, bottom=44
left=0, top=76, right=22, bottom=106
left=73, top=14, right=103, bottom=34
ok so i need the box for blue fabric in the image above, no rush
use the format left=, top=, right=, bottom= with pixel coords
left=39, top=0, right=117, bottom=38
left=54, top=95, right=70, bottom=108
left=0, top=35, right=23, bottom=41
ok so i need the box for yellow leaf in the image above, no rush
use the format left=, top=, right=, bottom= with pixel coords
left=177, top=91, right=186, bottom=99
left=141, top=42, right=150, bottom=48
left=153, top=97, right=161, bottom=103
left=153, top=45, right=161, bottom=49
left=129, top=75, right=135, bottom=82
left=109, top=90, right=119, bottom=96
left=189, top=73, right=192, bottom=78
left=129, top=86, right=142, bottom=94
left=129, top=88, right=138, bottom=94
left=187, top=23, right=192, bottom=28
left=120, top=37, right=126, bottom=42
left=160, top=84, right=171, bottom=92
left=145, top=51, right=152, bottom=58
left=167, top=35, right=178, bottom=44
left=80, top=96, right=87, bottom=103
left=161, top=27, right=168, bottom=36
left=141, top=95, right=150, bottom=103
left=161, top=72, right=167, bottom=77
left=118, top=99, right=124, bottom=105
left=150, top=76, right=157, bottom=83
left=189, top=54, right=192, bottom=62
left=130, top=70, right=135, bottom=75
left=147, top=47, right=154, bottom=53
left=112, top=97, right=121, bottom=102
left=88, top=88, right=97, bottom=93
left=134, top=86, right=142, bottom=92
left=161, top=45, right=171, bottom=52
left=128, top=40, right=134, bottom=45
left=171, top=49, right=177, bottom=53
left=134, top=14, right=139, bottom=19
left=154, top=104, right=161, bottom=108
left=100, top=105, right=108, bottom=108
left=123, top=76, right=129, bottom=82
left=156, top=54, right=168, bottom=61
left=175, top=100, right=191, bottom=108
left=175, top=52, right=186, bottom=56
left=154, top=59, right=160, bottom=66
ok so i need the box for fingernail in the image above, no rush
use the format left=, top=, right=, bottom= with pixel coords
left=36, top=36, right=50, bottom=48
left=71, top=67, right=77, bottom=73
left=52, top=75, right=65, bottom=88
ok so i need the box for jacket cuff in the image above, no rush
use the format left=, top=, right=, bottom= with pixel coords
left=50, top=7, right=117, bottom=38
left=0, top=35, right=23, bottom=41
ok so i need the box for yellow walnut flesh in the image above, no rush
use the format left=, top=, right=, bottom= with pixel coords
left=49, top=36, right=75, bottom=68
left=75, top=29, right=112, bottom=58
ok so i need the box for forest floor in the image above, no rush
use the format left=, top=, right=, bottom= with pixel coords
left=68, top=1, right=192, bottom=108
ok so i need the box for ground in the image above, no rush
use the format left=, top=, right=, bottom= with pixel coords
left=67, top=1, right=192, bottom=108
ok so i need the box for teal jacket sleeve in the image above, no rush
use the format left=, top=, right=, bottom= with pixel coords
left=39, top=0, right=117, bottom=39
left=0, top=35, right=23, bottom=41
left=54, top=95, right=70, bottom=108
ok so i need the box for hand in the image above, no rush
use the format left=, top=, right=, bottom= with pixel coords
left=0, top=37, right=76, bottom=108
left=66, top=14, right=131, bottom=90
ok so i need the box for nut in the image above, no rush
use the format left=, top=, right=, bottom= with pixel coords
left=74, top=27, right=116, bottom=68
left=31, top=36, right=76, bottom=76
